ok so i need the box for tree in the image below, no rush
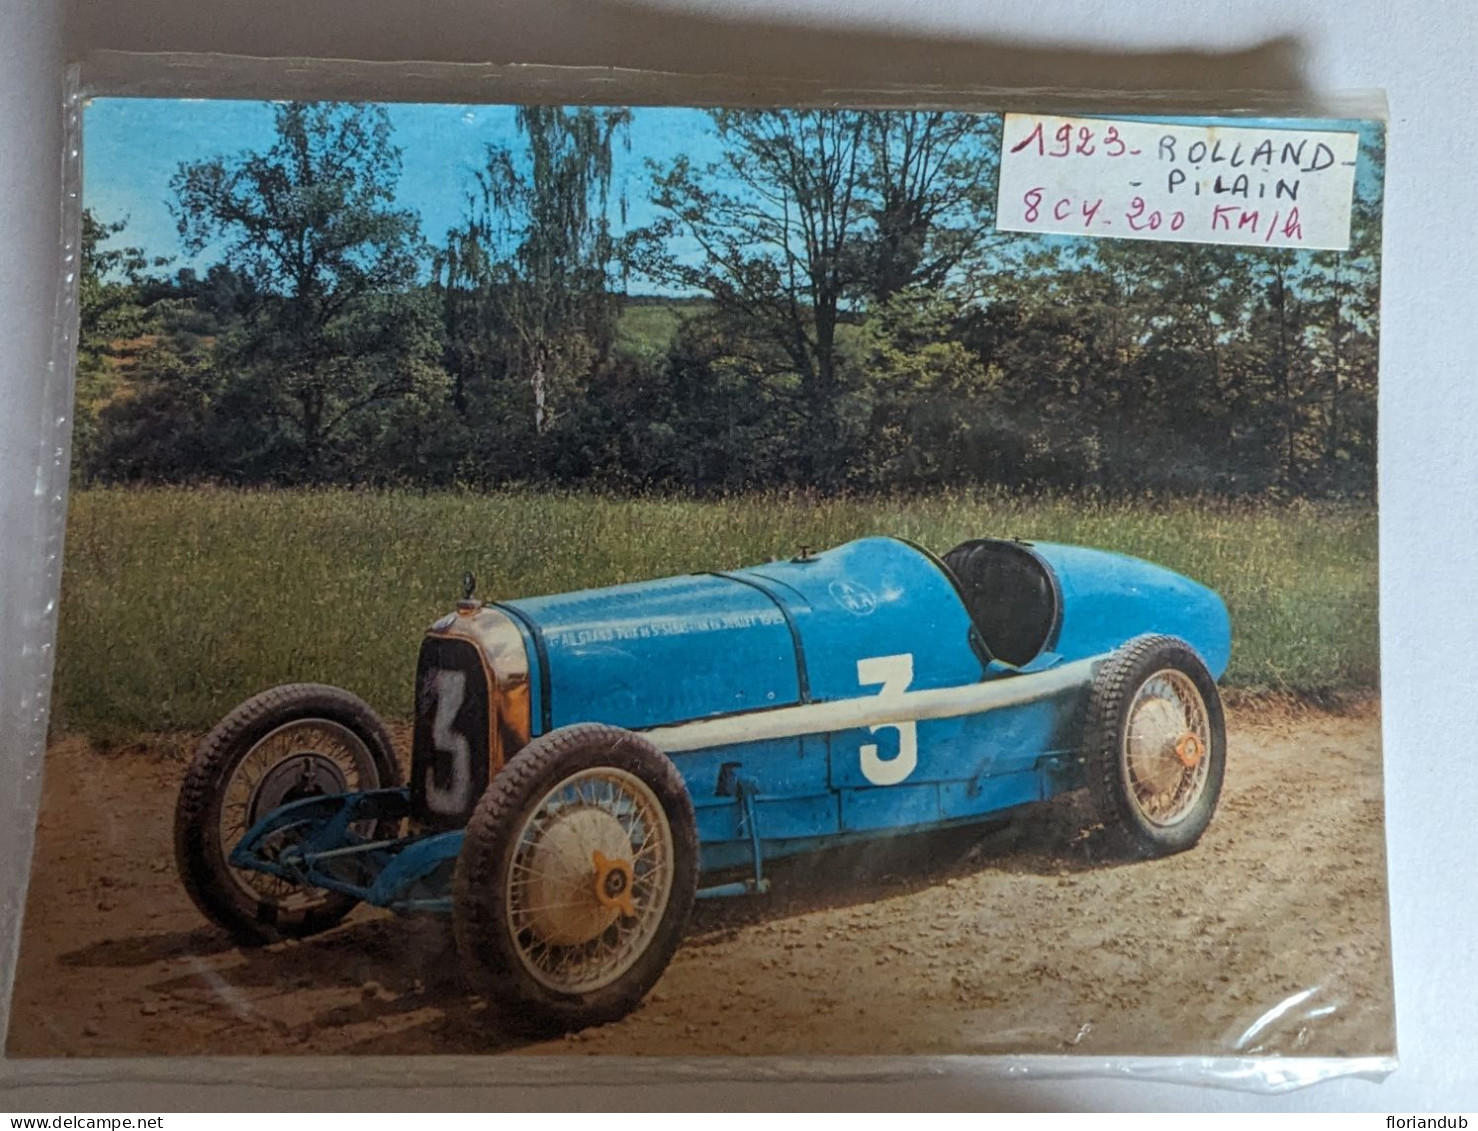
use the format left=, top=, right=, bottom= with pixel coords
left=644, top=110, right=867, bottom=477
left=73, top=210, right=169, bottom=476
left=1300, top=141, right=1384, bottom=494
left=859, top=112, right=1001, bottom=305
left=644, top=109, right=1000, bottom=481
left=435, top=105, right=630, bottom=467
left=853, top=285, right=998, bottom=487
left=171, top=102, right=442, bottom=480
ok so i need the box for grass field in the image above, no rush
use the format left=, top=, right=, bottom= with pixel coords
left=615, top=297, right=706, bottom=358
left=52, top=487, right=1379, bottom=737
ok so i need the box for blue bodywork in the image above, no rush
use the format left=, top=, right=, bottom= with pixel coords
left=230, top=536, right=1230, bottom=907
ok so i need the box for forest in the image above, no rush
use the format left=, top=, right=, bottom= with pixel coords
left=73, top=101, right=1383, bottom=498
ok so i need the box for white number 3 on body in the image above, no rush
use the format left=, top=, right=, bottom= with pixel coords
left=856, top=654, right=918, bottom=786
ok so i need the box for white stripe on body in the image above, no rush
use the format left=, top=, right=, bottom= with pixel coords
left=643, top=654, right=1104, bottom=754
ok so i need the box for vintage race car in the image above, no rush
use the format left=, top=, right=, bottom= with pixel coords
left=175, top=535, right=1230, bottom=1031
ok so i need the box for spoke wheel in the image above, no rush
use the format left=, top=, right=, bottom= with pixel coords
left=454, top=724, right=697, bottom=1033
left=174, top=684, right=401, bottom=943
left=215, top=719, right=375, bottom=909
left=1122, top=669, right=1213, bottom=828
left=507, top=767, right=675, bottom=994
left=1082, top=635, right=1227, bottom=858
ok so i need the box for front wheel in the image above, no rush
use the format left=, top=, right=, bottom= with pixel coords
left=1081, top=635, right=1227, bottom=858
left=452, top=723, right=698, bottom=1033
left=173, top=683, right=401, bottom=943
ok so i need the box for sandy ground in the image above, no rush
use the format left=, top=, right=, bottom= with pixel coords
left=6, top=704, right=1394, bottom=1060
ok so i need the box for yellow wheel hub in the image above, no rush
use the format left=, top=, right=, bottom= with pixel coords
left=521, top=808, right=632, bottom=945
left=592, top=850, right=636, bottom=919
left=1174, top=731, right=1205, bottom=768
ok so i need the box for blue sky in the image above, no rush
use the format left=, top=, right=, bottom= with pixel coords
left=83, top=98, right=730, bottom=279
left=83, top=98, right=1385, bottom=288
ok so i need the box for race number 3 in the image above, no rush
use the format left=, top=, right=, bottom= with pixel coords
left=857, top=654, right=918, bottom=786
left=423, top=668, right=472, bottom=815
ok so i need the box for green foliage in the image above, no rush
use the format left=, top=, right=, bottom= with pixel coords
left=850, top=286, right=1000, bottom=486
left=52, top=487, right=1378, bottom=738
left=858, top=112, right=1004, bottom=303
left=73, top=210, right=173, bottom=475
left=640, top=110, right=1002, bottom=482
left=614, top=298, right=706, bottom=360
left=74, top=106, right=1383, bottom=502
left=433, top=106, right=631, bottom=477
left=168, top=102, right=446, bottom=481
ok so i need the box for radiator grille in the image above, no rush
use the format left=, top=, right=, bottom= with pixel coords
left=410, top=634, right=492, bottom=827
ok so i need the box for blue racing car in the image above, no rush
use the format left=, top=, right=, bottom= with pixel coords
left=175, top=535, right=1230, bottom=1031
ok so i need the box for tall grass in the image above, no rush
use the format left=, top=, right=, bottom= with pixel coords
left=53, top=487, right=1378, bottom=737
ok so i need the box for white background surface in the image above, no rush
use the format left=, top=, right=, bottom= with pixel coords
left=2, top=0, right=1476, bottom=1112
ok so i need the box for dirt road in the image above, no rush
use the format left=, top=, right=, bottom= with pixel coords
left=6, top=704, right=1394, bottom=1059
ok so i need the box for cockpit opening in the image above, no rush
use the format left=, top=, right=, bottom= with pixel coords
left=940, top=539, right=1061, bottom=668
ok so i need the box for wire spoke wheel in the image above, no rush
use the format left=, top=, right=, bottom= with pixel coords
left=453, top=723, right=698, bottom=1032
left=1122, top=669, right=1212, bottom=827
left=174, top=683, right=400, bottom=944
left=216, top=718, right=378, bottom=909
left=507, top=767, right=675, bottom=994
left=1082, top=635, right=1227, bottom=858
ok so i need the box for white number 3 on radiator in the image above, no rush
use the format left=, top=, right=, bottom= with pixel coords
left=423, top=668, right=472, bottom=815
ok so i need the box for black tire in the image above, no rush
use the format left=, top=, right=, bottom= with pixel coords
left=174, top=683, right=401, bottom=944
left=453, top=723, right=698, bottom=1033
left=1081, top=634, right=1227, bottom=859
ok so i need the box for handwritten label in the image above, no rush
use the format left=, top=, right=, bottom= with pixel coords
left=997, top=114, right=1360, bottom=251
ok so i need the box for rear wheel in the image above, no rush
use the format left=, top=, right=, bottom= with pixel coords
left=1081, top=635, right=1226, bottom=858
left=453, top=723, right=698, bottom=1032
left=174, top=683, right=401, bottom=943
